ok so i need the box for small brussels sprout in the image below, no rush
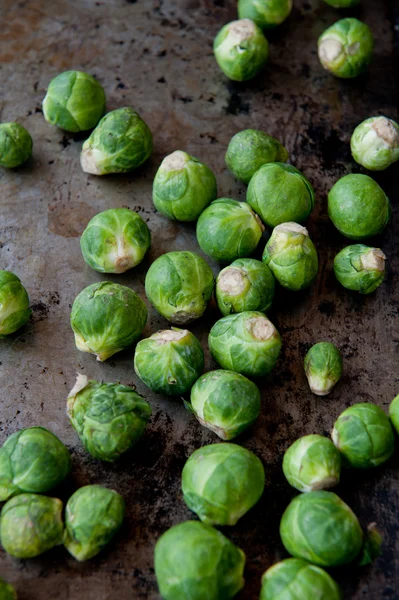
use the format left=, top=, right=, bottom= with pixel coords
left=389, top=394, right=399, bottom=436
left=216, top=259, right=275, bottom=316
left=213, top=19, right=269, bottom=82
left=0, top=578, right=17, bottom=600
left=70, top=281, right=147, bottom=361
left=323, top=0, right=359, bottom=6
left=80, top=107, right=152, bottom=175
left=154, top=521, right=245, bottom=600
left=351, top=116, right=399, bottom=171
left=318, top=18, right=374, bottom=79
left=153, top=150, right=217, bottom=221
left=43, top=70, right=105, bottom=132
left=225, top=129, right=288, bottom=185
left=197, top=199, right=264, bottom=263
left=358, top=523, right=383, bottom=566
left=238, top=0, right=293, bottom=30
left=67, top=374, right=151, bottom=462
left=304, top=342, right=343, bottom=396
left=145, top=251, right=214, bottom=324
left=332, top=402, right=395, bottom=469
left=247, top=163, right=315, bottom=228
left=0, top=271, right=31, bottom=336
left=189, top=370, right=261, bottom=439
left=262, top=223, right=318, bottom=291
left=0, top=123, right=32, bottom=168
left=209, top=311, right=281, bottom=377
left=80, top=208, right=151, bottom=273
left=0, top=493, right=64, bottom=558
left=334, top=244, right=386, bottom=294
left=64, top=485, right=125, bottom=561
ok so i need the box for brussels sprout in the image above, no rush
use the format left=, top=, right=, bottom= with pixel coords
left=260, top=558, right=341, bottom=600
left=304, top=342, right=343, bottom=396
left=145, top=251, right=214, bottom=324
left=67, top=374, right=151, bottom=462
left=189, top=370, right=261, bottom=440
left=153, top=150, right=217, bottom=221
left=389, top=394, right=399, bottom=435
left=216, top=259, right=275, bottom=316
left=332, top=402, right=395, bottom=469
left=334, top=244, right=386, bottom=294
left=154, top=521, right=245, bottom=600
left=42, top=70, right=105, bottom=132
left=80, top=107, right=152, bottom=175
left=247, top=163, right=315, bottom=228
left=0, top=427, right=71, bottom=501
left=134, top=328, right=204, bottom=396
left=262, top=223, right=318, bottom=291
left=225, top=130, right=288, bottom=185
left=0, top=578, right=17, bottom=600
left=318, top=18, right=374, bottom=79
left=197, top=199, right=264, bottom=263
left=70, top=281, right=147, bottom=361
left=238, top=0, right=292, bottom=30
left=0, top=271, right=31, bottom=336
left=64, top=485, right=125, bottom=561
left=213, top=19, right=269, bottom=82
left=323, top=0, right=359, bottom=6
left=209, top=311, right=281, bottom=377
left=358, top=523, right=383, bottom=566
left=0, top=493, right=64, bottom=558
left=0, top=123, right=32, bottom=168
left=80, top=208, right=151, bottom=273
left=351, top=116, right=399, bottom=171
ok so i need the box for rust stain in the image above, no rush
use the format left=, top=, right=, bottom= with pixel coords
left=47, top=201, right=97, bottom=238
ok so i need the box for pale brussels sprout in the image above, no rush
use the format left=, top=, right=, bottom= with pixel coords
left=238, top=0, right=293, bottom=30
left=323, top=0, right=359, bottom=6
left=0, top=123, right=33, bottom=168
left=0, top=271, right=31, bottom=336
left=304, top=342, right=343, bottom=396
left=351, top=116, right=399, bottom=171
left=389, top=393, right=399, bottom=436
left=0, top=577, right=17, bottom=600
left=334, top=245, right=386, bottom=294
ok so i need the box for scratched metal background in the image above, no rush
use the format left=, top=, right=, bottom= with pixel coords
left=0, top=0, right=398, bottom=598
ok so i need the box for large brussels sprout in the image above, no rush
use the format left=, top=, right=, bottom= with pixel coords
left=145, top=251, right=214, bottom=324
left=238, top=0, right=293, bottom=30
left=189, top=370, right=261, bottom=440
left=0, top=493, right=64, bottom=558
left=153, top=150, right=217, bottom=221
left=197, top=199, right=264, bottom=263
left=80, top=107, right=152, bottom=175
left=154, top=521, right=245, bottom=600
left=332, top=403, right=395, bottom=469
left=213, top=19, right=269, bottom=81
left=70, top=281, right=147, bottom=361
left=323, top=0, right=359, bottom=6
left=389, top=394, right=399, bottom=436
left=209, top=311, right=281, bottom=377
left=304, top=342, right=343, bottom=396
left=334, top=244, right=386, bottom=294
left=0, top=123, right=33, bottom=168
left=0, top=577, right=17, bottom=600
left=80, top=208, right=151, bottom=273
left=64, top=485, right=125, bottom=561
left=67, top=374, right=151, bottom=462
left=262, top=223, right=318, bottom=291
left=351, top=116, right=399, bottom=171
left=247, top=163, right=315, bottom=228
left=0, top=271, right=31, bottom=336
left=42, top=70, right=105, bottom=132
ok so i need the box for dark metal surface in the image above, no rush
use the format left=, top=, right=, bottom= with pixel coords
left=0, top=0, right=398, bottom=598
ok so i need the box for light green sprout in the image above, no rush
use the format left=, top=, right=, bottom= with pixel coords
left=0, top=271, right=31, bottom=336
left=304, top=342, right=343, bottom=396
left=238, top=0, right=293, bottom=30
left=0, top=577, right=17, bottom=600
left=351, top=116, right=399, bottom=171
left=0, top=123, right=32, bottom=168
left=389, top=394, right=399, bottom=436
left=334, top=245, right=386, bottom=294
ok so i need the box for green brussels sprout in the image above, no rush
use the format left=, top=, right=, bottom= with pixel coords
left=64, top=485, right=125, bottom=561
left=197, top=199, right=264, bottom=263
left=67, top=374, right=151, bottom=462
left=0, top=577, right=17, bottom=600
left=318, top=18, right=374, bottom=79
left=216, top=259, right=275, bottom=316
left=0, top=271, right=31, bottom=336
left=0, top=427, right=71, bottom=501
left=334, top=244, right=386, bottom=294
left=189, top=370, right=261, bottom=440
left=260, top=558, right=341, bottom=600
left=0, top=123, right=32, bottom=168
left=358, top=523, right=383, bottom=566
left=80, top=208, right=151, bottom=273
left=225, top=130, right=288, bottom=185
left=182, top=443, right=265, bottom=525
left=262, top=223, right=318, bottom=291
left=42, top=70, right=105, bottom=132
left=153, top=150, right=217, bottom=221
left=213, top=19, right=269, bottom=82
left=389, top=394, right=399, bottom=436
left=209, top=311, right=281, bottom=377
left=304, top=342, right=343, bottom=396
left=80, top=107, right=152, bottom=175
left=323, top=0, right=359, bottom=6
left=283, top=435, right=341, bottom=493
left=280, top=491, right=363, bottom=567
left=70, top=281, right=147, bottom=361
left=154, top=520, right=245, bottom=600
left=247, top=163, right=315, bottom=228
left=0, top=493, right=64, bottom=558
left=332, top=403, right=395, bottom=469
left=238, top=0, right=292, bottom=30
left=145, top=251, right=214, bottom=324
left=351, top=116, right=399, bottom=171
left=134, top=328, right=204, bottom=396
